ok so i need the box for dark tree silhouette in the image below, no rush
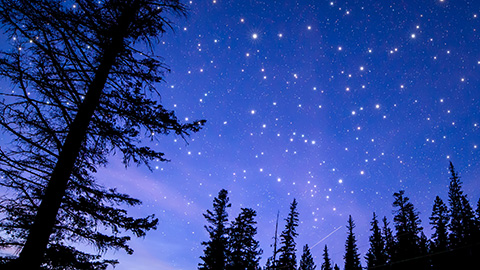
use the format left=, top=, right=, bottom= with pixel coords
left=344, top=215, right=362, bottom=270
left=447, top=162, right=476, bottom=248
left=278, top=198, right=299, bottom=270
left=430, top=196, right=449, bottom=251
left=321, top=245, right=332, bottom=270
left=264, top=257, right=275, bottom=270
left=476, top=198, right=480, bottom=222
left=0, top=0, right=204, bottom=269
left=446, top=162, right=478, bottom=268
left=333, top=264, right=340, bottom=270
left=199, top=189, right=231, bottom=270
left=227, top=208, right=262, bottom=270
left=391, top=190, right=423, bottom=269
left=366, top=212, right=387, bottom=270
left=265, top=211, right=280, bottom=270
left=298, top=244, right=316, bottom=270
left=381, top=216, right=396, bottom=269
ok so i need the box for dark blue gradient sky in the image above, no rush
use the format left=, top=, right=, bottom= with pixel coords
left=102, top=0, right=480, bottom=269
left=3, top=0, right=480, bottom=269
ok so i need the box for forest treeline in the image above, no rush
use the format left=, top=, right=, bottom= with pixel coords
left=199, top=162, right=480, bottom=270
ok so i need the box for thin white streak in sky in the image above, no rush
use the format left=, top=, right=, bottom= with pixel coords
left=311, top=226, right=343, bottom=250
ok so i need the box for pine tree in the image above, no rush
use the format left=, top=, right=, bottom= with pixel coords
left=366, top=212, right=387, bottom=270
left=0, top=0, right=204, bottom=268
left=321, top=245, right=332, bottom=270
left=333, top=264, right=340, bottom=270
left=447, top=161, right=476, bottom=248
left=299, top=244, right=316, bottom=270
left=199, top=189, right=231, bottom=270
left=447, top=162, right=478, bottom=268
left=429, top=196, right=450, bottom=270
left=227, top=208, right=262, bottom=270
left=392, top=190, right=423, bottom=268
left=430, top=196, right=449, bottom=252
left=344, top=215, right=362, bottom=270
left=476, top=198, right=480, bottom=223
left=264, top=257, right=274, bottom=270
left=381, top=216, right=396, bottom=268
left=278, top=198, right=299, bottom=270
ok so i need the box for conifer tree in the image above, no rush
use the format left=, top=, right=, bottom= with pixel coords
left=447, top=162, right=478, bottom=268
left=278, top=198, right=299, bottom=270
left=430, top=196, right=449, bottom=252
left=476, top=198, right=480, bottom=222
left=381, top=216, right=396, bottom=268
left=321, top=245, right=332, bottom=270
left=333, top=264, right=340, bottom=270
left=418, top=232, right=431, bottom=269
left=366, top=212, right=387, bottom=270
left=344, top=215, right=362, bottom=270
left=299, top=244, right=316, bottom=270
left=0, top=0, right=204, bottom=268
left=227, top=208, right=262, bottom=270
left=447, top=161, right=476, bottom=248
left=429, top=196, right=450, bottom=270
left=392, top=190, right=423, bottom=268
left=199, top=189, right=231, bottom=270
left=264, top=258, right=274, bottom=270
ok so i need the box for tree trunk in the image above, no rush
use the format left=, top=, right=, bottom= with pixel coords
left=10, top=5, right=138, bottom=269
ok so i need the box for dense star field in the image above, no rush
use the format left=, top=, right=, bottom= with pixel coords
left=2, top=0, right=479, bottom=269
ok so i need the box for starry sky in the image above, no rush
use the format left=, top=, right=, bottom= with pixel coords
left=94, top=0, right=480, bottom=269
left=3, top=0, right=480, bottom=269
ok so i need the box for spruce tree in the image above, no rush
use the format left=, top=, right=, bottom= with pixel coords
left=299, top=244, right=316, bottom=270
left=333, top=264, right=340, bottom=270
left=0, top=0, right=204, bottom=268
left=447, top=161, right=476, bottom=248
left=278, top=198, right=299, bottom=270
left=366, top=212, right=387, bottom=270
left=392, top=190, right=423, bottom=268
left=321, top=245, right=332, bottom=270
left=447, top=162, right=478, bottom=268
left=344, top=215, right=362, bottom=270
left=476, top=198, right=480, bottom=223
left=227, top=208, right=262, bottom=270
left=381, top=216, right=396, bottom=268
left=199, top=189, right=231, bottom=270
left=430, top=196, right=449, bottom=252
left=263, top=257, right=276, bottom=270
left=429, top=196, right=450, bottom=270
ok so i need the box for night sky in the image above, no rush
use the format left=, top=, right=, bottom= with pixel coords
left=3, top=0, right=480, bottom=269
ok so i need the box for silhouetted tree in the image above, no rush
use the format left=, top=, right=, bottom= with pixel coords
left=264, top=258, right=274, bottom=270
left=265, top=211, right=280, bottom=270
left=199, top=189, right=231, bottom=270
left=321, top=245, right=332, bottom=270
left=430, top=196, right=449, bottom=251
left=429, top=196, right=450, bottom=270
left=344, top=215, right=362, bottom=270
left=476, top=198, right=480, bottom=222
left=333, top=264, right=340, bottom=270
left=381, top=216, right=396, bottom=268
left=298, top=244, right=316, bottom=270
left=447, top=162, right=479, bottom=268
left=392, top=190, right=423, bottom=268
left=278, top=198, right=299, bottom=270
left=366, top=212, right=387, bottom=270
left=227, top=208, right=262, bottom=270
left=447, top=162, right=476, bottom=248
left=0, top=0, right=204, bottom=269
